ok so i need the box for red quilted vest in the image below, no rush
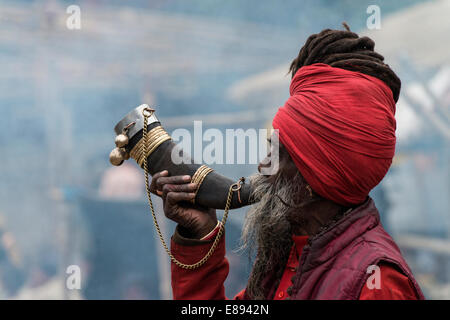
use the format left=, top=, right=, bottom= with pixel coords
left=253, top=198, right=425, bottom=300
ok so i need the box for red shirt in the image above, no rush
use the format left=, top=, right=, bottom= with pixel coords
left=171, top=225, right=419, bottom=300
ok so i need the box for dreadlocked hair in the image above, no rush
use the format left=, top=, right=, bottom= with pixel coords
left=289, top=22, right=401, bottom=102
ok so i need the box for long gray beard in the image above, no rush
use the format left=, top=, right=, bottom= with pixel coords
left=239, top=173, right=303, bottom=299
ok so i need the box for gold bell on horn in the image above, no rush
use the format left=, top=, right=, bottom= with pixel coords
left=115, top=133, right=129, bottom=148
left=109, top=147, right=126, bottom=166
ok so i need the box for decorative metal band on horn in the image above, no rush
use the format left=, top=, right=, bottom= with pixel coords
left=114, top=104, right=159, bottom=140
left=190, top=165, right=214, bottom=204
left=129, top=126, right=171, bottom=167
left=109, top=104, right=171, bottom=167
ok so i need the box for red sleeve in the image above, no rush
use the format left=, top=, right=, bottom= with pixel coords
left=359, top=262, right=420, bottom=300
left=170, top=227, right=230, bottom=300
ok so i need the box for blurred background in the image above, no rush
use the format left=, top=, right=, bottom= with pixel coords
left=0, top=0, right=449, bottom=299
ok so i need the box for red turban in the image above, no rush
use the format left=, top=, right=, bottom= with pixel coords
left=272, top=63, right=396, bottom=206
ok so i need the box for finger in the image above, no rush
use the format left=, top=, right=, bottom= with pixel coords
left=165, top=191, right=196, bottom=206
left=156, top=175, right=191, bottom=190
left=150, top=170, right=168, bottom=194
left=162, top=183, right=198, bottom=199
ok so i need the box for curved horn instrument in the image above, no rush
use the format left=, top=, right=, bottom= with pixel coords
left=111, top=104, right=254, bottom=209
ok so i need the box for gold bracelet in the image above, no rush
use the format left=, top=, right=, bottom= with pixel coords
left=200, top=221, right=221, bottom=240
left=190, top=165, right=213, bottom=204
left=130, top=126, right=171, bottom=167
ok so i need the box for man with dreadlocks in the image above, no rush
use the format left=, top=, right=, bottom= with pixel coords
left=150, top=24, right=424, bottom=300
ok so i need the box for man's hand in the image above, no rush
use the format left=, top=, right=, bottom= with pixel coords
left=150, top=170, right=218, bottom=239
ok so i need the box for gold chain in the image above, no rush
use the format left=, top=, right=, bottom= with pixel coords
left=141, top=107, right=236, bottom=270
